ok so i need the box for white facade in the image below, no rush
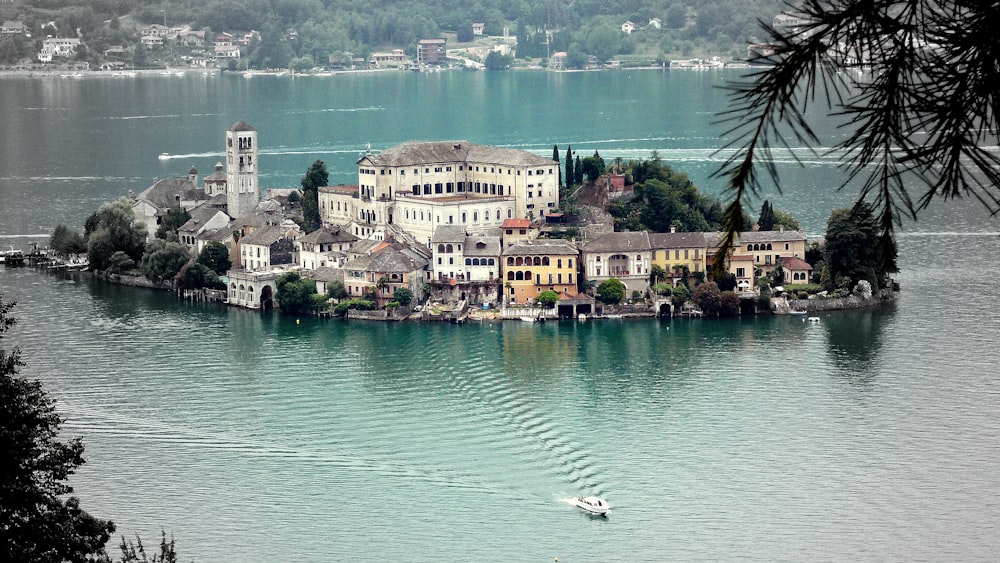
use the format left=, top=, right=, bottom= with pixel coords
left=320, top=141, right=559, bottom=244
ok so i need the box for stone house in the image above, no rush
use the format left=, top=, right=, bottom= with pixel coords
left=296, top=225, right=358, bottom=270
left=580, top=231, right=653, bottom=295
left=502, top=239, right=579, bottom=305
left=342, top=242, right=431, bottom=306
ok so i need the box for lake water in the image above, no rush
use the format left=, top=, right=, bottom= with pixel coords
left=1, top=70, right=999, bottom=561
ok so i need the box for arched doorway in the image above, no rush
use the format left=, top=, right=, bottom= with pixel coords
left=260, top=285, right=274, bottom=311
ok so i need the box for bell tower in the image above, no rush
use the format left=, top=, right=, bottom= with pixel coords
left=226, top=120, right=259, bottom=218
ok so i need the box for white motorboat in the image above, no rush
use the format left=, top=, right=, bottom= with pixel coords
left=788, top=309, right=807, bottom=316
left=808, top=316, right=820, bottom=323
left=573, top=496, right=609, bottom=516
left=519, top=316, right=537, bottom=323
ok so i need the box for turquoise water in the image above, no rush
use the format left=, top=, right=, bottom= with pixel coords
left=2, top=71, right=999, bottom=561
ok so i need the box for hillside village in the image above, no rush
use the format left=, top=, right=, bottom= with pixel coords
left=113, top=120, right=825, bottom=320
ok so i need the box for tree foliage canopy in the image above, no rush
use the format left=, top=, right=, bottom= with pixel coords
left=196, top=241, right=232, bottom=276
left=824, top=203, right=894, bottom=289
left=1, top=295, right=116, bottom=562
left=715, top=0, right=990, bottom=277
left=276, top=271, right=317, bottom=314
left=140, top=239, right=191, bottom=283
left=85, top=198, right=147, bottom=271
left=595, top=278, right=626, bottom=304
left=300, top=160, right=327, bottom=233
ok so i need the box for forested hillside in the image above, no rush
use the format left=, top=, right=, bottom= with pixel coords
left=3, top=0, right=786, bottom=68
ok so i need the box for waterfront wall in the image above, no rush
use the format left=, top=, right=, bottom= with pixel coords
left=786, top=288, right=897, bottom=313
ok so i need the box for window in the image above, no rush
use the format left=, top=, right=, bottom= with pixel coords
left=736, top=267, right=746, bottom=278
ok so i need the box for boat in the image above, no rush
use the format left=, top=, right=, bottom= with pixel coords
left=808, top=316, right=820, bottom=323
left=519, top=316, right=537, bottom=323
left=1, top=246, right=25, bottom=265
left=573, top=496, right=610, bottom=516
left=158, top=152, right=170, bottom=160
left=788, top=309, right=807, bottom=316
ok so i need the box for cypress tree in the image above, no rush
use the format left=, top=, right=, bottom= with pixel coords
left=575, top=155, right=583, bottom=185
left=552, top=144, right=560, bottom=186
left=565, top=145, right=573, bottom=187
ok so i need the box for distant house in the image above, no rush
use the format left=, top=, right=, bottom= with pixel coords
left=142, top=24, right=170, bottom=38
left=342, top=240, right=431, bottom=306
left=1, top=20, right=27, bottom=36
left=472, top=22, right=485, bottom=36
left=37, top=37, right=81, bottom=62
left=580, top=231, right=653, bottom=294
left=214, top=32, right=234, bottom=46
left=417, top=38, right=447, bottom=65
left=621, top=21, right=635, bottom=34
left=502, top=240, right=579, bottom=305
left=296, top=225, right=358, bottom=270
left=549, top=51, right=567, bottom=70
left=780, top=256, right=813, bottom=284
left=239, top=223, right=297, bottom=271
left=370, top=48, right=407, bottom=67
left=141, top=35, right=164, bottom=48
left=648, top=18, right=662, bottom=30
left=501, top=218, right=537, bottom=248
left=177, top=205, right=232, bottom=250
left=213, top=44, right=240, bottom=60
left=177, top=30, right=205, bottom=47
left=132, top=174, right=211, bottom=241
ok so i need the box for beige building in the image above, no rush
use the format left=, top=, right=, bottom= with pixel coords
left=319, top=141, right=559, bottom=244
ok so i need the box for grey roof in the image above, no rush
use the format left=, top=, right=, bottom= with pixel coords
left=736, top=229, right=807, bottom=243
left=241, top=224, right=287, bottom=246
left=228, top=120, right=256, bottom=132
left=648, top=231, right=708, bottom=249
left=298, top=225, right=357, bottom=245
left=197, top=228, right=234, bottom=243
left=431, top=225, right=467, bottom=243
left=502, top=239, right=579, bottom=256
left=135, top=177, right=208, bottom=211
left=581, top=231, right=651, bottom=253
left=304, top=266, right=342, bottom=283
left=464, top=236, right=501, bottom=257
left=364, top=140, right=556, bottom=168
left=178, top=206, right=229, bottom=234
left=345, top=243, right=429, bottom=274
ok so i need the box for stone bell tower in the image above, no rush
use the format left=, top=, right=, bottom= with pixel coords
left=226, top=120, right=259, bottom=218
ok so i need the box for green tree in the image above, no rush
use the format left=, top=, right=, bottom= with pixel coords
left=457, top=24, right=474, bottom=43
left=156, top=206, right=191, bottom=240
left=106, top=251, right=137, bottom=274
left=758, top=200, right=775, bottom=231
left=0, top=295, right=116, bottom=562
left=393, top=286, right=414, bottom=306
left=178, top=262, right=223, bottom=290
left=666, top=3, right=687, bottom=29
left=118, top=531, right=179, bottom=563
left=49, top=224, right=87, bottom=255
left=537, top=290, right=560, bottom=307
left=197, top=241, right=232, bottom=275
left=300, top=160, right=327, bottom=233
left=140, top=239, right=191, bottom=283
left=772, top=209, right=800, bottom=232
left=824, top=203, right=892, bottom=289
left=327, top=279, right=347, bottom=300
left=276, top=271, right=317, bottom=314
left=693, top=281, right=723, bottom=315
left=595, top=278, right=626, bottom=304
left=713, top=0, right=985, bottom=277
left=564, top=145, right=574, bottom=188
left=484, top=51, right=513, bottom=69
left=85, top=198, right=147, bottom=271
left=574, top=155, right=583, bottom=186
left=581, top=150, right=605, bottom=182
left=550, top=144, right=561, bottom=188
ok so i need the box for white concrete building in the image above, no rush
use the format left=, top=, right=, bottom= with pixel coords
left=319, top=140, right=559, bottom=244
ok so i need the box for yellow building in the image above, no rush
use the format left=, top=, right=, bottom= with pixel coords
left=648, top=231, right=708, bottom=283
left=502, top=240, right=579, bottom=305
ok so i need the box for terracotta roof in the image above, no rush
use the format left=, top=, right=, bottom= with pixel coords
left=241, top=224, right=288, bottom=246
left=780, top=256, right=813, bottom=270
left=502, top=218, right=533, bottom=229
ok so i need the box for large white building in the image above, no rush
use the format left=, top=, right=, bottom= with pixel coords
left=319, top=140, right=559, bottom=244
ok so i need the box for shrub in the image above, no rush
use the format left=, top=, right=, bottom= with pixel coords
left=596, top=278, right=626, bottom=304
left=334, top=299, right=377, bottom=314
